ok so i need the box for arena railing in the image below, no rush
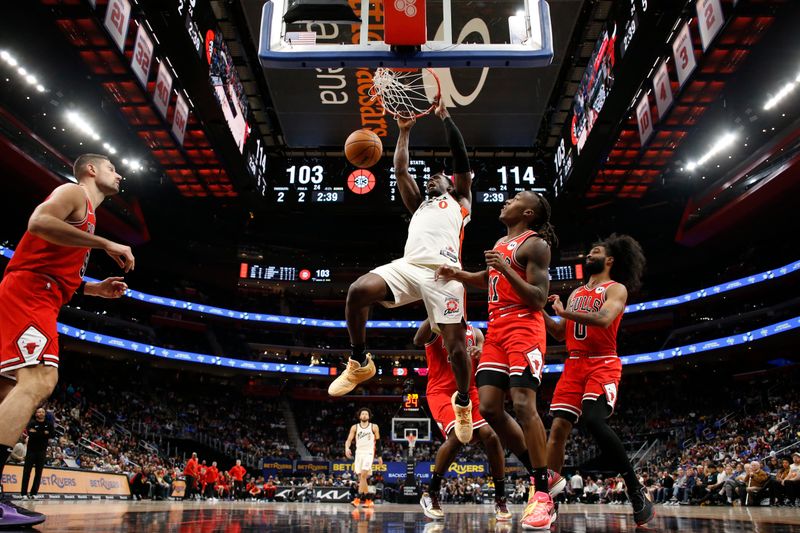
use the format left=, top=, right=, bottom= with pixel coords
left=1, top=246, right=797, bottom=329
left=53, top=314, right=800, bottom=376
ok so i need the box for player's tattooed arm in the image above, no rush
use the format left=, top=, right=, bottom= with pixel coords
left=394, top=116, right=422, bottom=214
left=553, top=283, right=628, bottom=328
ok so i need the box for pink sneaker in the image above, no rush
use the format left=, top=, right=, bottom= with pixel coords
left=521, top=491, right=557, bottom=530
left=547, top=470, right=567, bottom=498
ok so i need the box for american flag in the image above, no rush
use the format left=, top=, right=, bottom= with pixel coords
left=285, top=32, right=317, bottom=45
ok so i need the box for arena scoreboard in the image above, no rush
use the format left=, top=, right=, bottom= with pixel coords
left=550, top=264, right=584, bottom=282
left=552, top=0, right=655, bottom=197
left=239, top=263, right=332, bottom=282
left=269, top=157, right=549, bottom=205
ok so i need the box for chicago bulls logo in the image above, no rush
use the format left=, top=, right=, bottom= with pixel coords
left=16, top=325, right=48, bottom=363
left=526, top=348, right=543, bottom=379
left=603, top=383, right=618, bottom=409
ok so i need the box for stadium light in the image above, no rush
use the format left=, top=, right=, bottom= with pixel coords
left=685, top=132, right=737, bottom=172
left=764, top=81, right=796, bottom=110
left=0, top=51, right=46, bottom=91
left=65, top=110, right=100, bottom=140
left=116, top=157, right=143, bottom=172
left=66, top=111, right=110, bottom=147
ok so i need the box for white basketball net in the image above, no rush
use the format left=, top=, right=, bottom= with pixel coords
left=370, top=68, right=439, bottom=119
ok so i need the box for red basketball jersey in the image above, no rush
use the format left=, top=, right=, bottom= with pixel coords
left=564, top=281, right=623, bottom=357
left=5, top=191, right=96, bottom=301
left=425, top=325, right=476, bottom=395
left=487, top=230, right=543, bottom=317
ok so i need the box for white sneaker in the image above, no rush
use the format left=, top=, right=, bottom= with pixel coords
left=420, top=492, right=444, bottom=520
left=328, top=355, right=376, bottom=396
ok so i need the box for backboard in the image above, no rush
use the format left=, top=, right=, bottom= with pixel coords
left=259, top=0, right=553, bottom=68
left=391, top=417, right=432, bottom=442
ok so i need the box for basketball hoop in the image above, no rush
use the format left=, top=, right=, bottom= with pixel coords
left=369, top=67, right=441, bottom=119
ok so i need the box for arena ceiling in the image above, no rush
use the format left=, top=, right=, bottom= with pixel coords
left=1, top=0, right=799, bottom=292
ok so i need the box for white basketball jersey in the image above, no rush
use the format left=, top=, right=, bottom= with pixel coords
left=404, top=193, right=470, bottom=268
left=355, top=423, right=375, bottom=453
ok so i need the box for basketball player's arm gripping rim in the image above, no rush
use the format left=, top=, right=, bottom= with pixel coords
left=436, top=99, right=472, bottom=210
left=27, top=183, right=135, bottom=272
left=552, top=283, right=628, bottom=328
left=394, top=116, right=422, bottom=214
left=413, top=319, right=435, bottom=346
left=485, top=238, right=550, bottom=310
left=345, top=424, right=356, bottom=459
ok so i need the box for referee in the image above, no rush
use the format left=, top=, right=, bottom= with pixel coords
left=20, top=407, right=53, bottom=499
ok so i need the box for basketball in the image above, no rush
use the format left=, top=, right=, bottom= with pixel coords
left=345, top=129, right=383, bottom=168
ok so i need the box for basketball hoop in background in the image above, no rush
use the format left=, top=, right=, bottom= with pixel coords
left=369, top=67, right=441, bottom=119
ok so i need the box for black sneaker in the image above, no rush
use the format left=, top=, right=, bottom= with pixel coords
left=628, top=486, right=655, bottom=526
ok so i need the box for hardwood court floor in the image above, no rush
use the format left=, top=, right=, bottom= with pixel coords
left=11, top=500, right=800, bottom=532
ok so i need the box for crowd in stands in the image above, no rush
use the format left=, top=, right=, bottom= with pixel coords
left=555, top=366, right=800, bottom=508
left=2, top=351, right=797, bottom=511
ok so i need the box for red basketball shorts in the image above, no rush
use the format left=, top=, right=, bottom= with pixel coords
left=476, top=313, right=546, bottom=390
left=0, top=270, right=64, bottom=374
left=550, top=355, right=622, bottom=423
left=427, top=386, right=486, bottom=442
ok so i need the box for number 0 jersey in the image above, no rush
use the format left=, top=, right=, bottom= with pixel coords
left=564, top=281, right=623, bottom=357
left=403, top=193, right=470, bottom=268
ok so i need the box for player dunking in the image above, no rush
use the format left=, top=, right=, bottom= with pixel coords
left=415, top=319, right=512, bottom=522
left=436, top=191, right=560, bottom=530
left=0, top=154, right=133, bottom=528
left=330, top=100, right=476, bottom=443
left=345, top=408, right=382, bottom=507
left=543, top=234, right=654, bottom=526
